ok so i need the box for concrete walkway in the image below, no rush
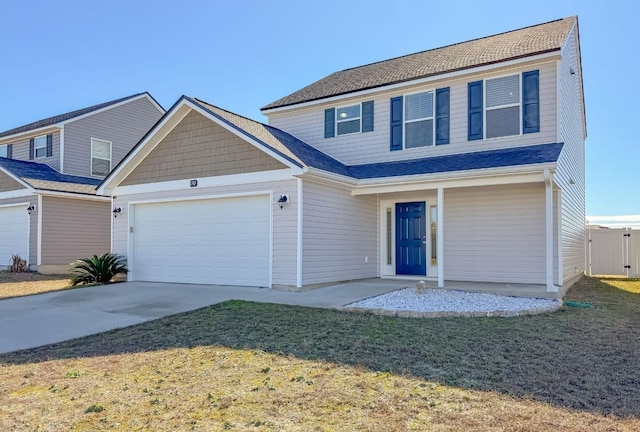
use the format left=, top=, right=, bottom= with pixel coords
left=0, top=279, right=409, bottom=354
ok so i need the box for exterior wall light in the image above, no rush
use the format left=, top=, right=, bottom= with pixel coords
left=277, top=195, right=288, bottom=210
left=27, top=205, right=36, bottom=215
left=113, top=207, right=122, bottom=218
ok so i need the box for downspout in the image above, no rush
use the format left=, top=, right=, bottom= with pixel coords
left=544, top=169, right=557, bottom=292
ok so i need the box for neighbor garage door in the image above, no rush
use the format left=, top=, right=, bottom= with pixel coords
left=0, top=204, right=29, bottom=268
left=132, top=195, right=270, bottom=286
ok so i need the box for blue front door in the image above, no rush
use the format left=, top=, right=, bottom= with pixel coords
left=396, top=202, right=427, bottom=275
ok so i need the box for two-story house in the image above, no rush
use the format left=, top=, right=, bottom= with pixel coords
left=98, top=16, right=585, bottom=297
left=0, top=93, right=164, bottom=272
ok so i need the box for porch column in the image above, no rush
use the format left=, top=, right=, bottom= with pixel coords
left=437, top=187, right=444, bottom=288
left=544, top=170, right=557, bottom=292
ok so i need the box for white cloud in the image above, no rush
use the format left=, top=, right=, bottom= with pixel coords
left=587, top=215, right=640, bottom=229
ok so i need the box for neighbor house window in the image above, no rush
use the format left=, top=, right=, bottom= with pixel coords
left=468, top=70, right=539, bottom=141
left=91, top=138, right=112, bottom=176
left=0, top=145, right=8, bottom=158
left=34, top=135, right=47, bottom=158
left=324, top=101, right=374, bottom=138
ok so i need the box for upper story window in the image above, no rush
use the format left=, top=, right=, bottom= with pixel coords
left=91, top=138, right=112, bottom=177
left=324, top=101, right=374, bottom=138
left=34, top=135, right=47, bottom=158
left=390, top=87, right=449, bottom=151
left=336, top=105, right=361, bottom=135
left=29, top=134, right=52, bottom=160
left=468, top=69, right=539, bottom=141
left=0, top=144, right=10, bottom=158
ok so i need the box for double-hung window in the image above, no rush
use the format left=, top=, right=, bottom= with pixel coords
left=324, top=101, right=374, bottom=138
left=34, top=135, right=47, bottom=158
left=0, top=144, right=9, bottom=158
left=390, top=87, right=449, bottom=151
left=91, top=138, right=112, bottom=177
left=405, top=91, right=435, bottom=148
left=468, top=69, right=539, bottom=140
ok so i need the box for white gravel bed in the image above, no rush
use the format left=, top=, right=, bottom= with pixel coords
left=348, top=288, right=560, bottom=314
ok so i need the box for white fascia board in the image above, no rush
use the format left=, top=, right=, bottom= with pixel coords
left=112, top=168, right=301, bottom=196
left=97, top=103, right=192, bottom=194
left=262, top=51, right=560, bottom=115
left=0, top=126, right=61, bottom=145
left=351, top=163, right=556, bottom=195
left=35, top=190, right=110, bottom=202
left=300, top=167, right=357, bottom=189
left=185, top=100, right=303, bottom=170
left=0, top=189, right=36, bottom=200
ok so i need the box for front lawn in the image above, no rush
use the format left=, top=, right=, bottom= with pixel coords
left=1, top=277, right=639, bottom=431
left=0, top=272, right=72, bottom=300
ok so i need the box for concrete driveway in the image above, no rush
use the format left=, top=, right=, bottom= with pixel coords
left=0, top=279, right=408, bottom=354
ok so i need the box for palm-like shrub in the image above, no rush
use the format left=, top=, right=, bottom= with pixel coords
left=70, top=253, right=128, bottom=286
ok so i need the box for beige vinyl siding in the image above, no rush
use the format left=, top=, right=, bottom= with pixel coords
left=0, top=170, right=26, bottom=192
left=0, top=196, right=38, bottom=266
left=121, top=111, right=286, bottom=186
left=7, top=132, right=61, bottom=171
left=40, top=196, right=110, bottom=265
left=112, top=179, right=298, bottom=287
left=63, top=96, right=163, bottom=178
left=302, top=180, right=377, bottom=285
left=268, top=61, right=557, bottom=166
left=555, top=26, right=586, bottom=283
left=443, top=183, right=546, bottom=284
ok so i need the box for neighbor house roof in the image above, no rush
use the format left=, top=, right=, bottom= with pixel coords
left=262, top=17, right=576, bottom=111
left=0, top=157, right=101, bottom=194
left=0, top=92, right=157, bottom=139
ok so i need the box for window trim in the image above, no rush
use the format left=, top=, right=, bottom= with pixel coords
left=402, top=88, right=436, bottom=149
left=483, top=72, right=523, bottom=140
left=90, top=137, right=112, bottom=177
left=335, top=103, right=362, bottom=136
left=34, top=135, right=48, bottom=159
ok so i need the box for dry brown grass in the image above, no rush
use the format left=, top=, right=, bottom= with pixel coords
left=0, top=272, right=72, bottom=300
left=1, top=277, right=639, bottom=431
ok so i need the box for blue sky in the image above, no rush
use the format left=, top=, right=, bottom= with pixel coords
left=0, top=1, right=637, bottom=221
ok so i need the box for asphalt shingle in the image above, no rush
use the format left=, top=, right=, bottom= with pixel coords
left=262, top=17, right=575, bottom=110
left=0, top=93, right=150, bottom=139
left=0, top=157, right=101, bottom=189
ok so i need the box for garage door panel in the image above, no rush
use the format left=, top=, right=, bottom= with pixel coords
left=0, top=205, right=29, bottom=267
left=132, top=195, right=270, bottom=286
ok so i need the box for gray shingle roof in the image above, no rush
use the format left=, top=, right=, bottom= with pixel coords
left=262, top=17, right=575, bottom=111
left=0, top=157, right=101, bottom=194
left=0, top=93, right=150, bottom=139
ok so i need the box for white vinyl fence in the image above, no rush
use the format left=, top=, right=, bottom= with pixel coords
left=588, top=228, right=640, bottom=277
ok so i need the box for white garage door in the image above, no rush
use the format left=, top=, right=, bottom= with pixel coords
left=0, top=204, right=29, bottom=268
left=132, top=195, right=270, bottom=286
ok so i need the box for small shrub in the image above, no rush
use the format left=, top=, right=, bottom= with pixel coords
left=8, top=254, right=28, bottom=273
left=85, top=404, right=105, bottom=414
left=70, top=253, right=128, bottom=286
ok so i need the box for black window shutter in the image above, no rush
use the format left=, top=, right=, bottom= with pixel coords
left=324, top=108, right=335, bottom=138
left=362, top=101, right=374, bottom=132
left=435, top=87, right=450, bottom=145
left=468, top=81, right=483, bottom=140
left=390, top=96, right=403, bottom=151
left=6, top=144, right=12, bottom=159
left=46, top=134, right=53, bottom=157
left=522, top=70, right=540, bottom=134
left=29, top=138, right=34, bottom=160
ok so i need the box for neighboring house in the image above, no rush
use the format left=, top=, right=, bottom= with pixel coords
left=0, top=93, right=165, bottom=272
left=98, top=16, right=585, bottom=297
